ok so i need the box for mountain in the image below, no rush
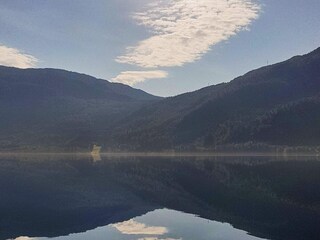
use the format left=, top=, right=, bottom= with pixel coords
left=1, top=47, right=320, bottom=152
left=111, top=47, right=320, bottom=151
left=0, top=66, right=160, bottom=150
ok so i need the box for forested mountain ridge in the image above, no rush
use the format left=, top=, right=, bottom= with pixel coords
left=0, top=66, right=160, bottom=150
left=0, top=66, right=159, bottom=101
left=1, top=47, right=320, bottom=151
left=111, top=47, right=320, bottom=151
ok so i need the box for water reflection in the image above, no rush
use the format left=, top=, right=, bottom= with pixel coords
left=112, top=219, right=168, bottom=236
left=91, top=152, right=101, bottom=162
left=0, top=154, right=320, bottom=240
left=14, top=209, right=266, bottom=240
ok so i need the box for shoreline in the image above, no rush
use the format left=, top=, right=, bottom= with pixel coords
left=0, top=151, right=320, bottom=157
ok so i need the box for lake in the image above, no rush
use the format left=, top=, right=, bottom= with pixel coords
left=0, top=154, right=319, bottom=240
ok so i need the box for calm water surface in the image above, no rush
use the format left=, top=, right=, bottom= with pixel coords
left=0, top=154, right=319, bottom=240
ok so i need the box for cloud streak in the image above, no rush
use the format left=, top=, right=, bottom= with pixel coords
left=0, top=44, right=38, bottom=68
left=116, top=0, right=260, bottom=68
left=112, top=70, right=168, bottom=86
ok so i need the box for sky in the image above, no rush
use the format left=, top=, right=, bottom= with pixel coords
left=0, top=0, right=319, bottom=97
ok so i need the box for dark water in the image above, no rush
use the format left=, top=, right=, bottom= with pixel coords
left=0, top=154, right=319, bottom=240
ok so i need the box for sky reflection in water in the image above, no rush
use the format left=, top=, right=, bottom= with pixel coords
left=16, top=209, right=265, bottom=240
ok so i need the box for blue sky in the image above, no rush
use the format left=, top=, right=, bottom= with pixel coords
left=0, top=0, right=319, bottom=97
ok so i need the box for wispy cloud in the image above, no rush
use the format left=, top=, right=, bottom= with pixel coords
left=112, top=220, right=168, bottom=235
left=112, top=70, right=168, bottom=86
left=0, top=44, right=38, bottom=68
left=116, top=0, right=260, bottom=68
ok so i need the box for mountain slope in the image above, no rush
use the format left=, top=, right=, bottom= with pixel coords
left=1, top=47, right=320, bottom=151
left=112, top=47, right=320, bottom=150
left=0, top=66, right=160, bottom=150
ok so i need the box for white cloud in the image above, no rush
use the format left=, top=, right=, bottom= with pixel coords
left=112, top=219, right=168, bottom=235
left=0, top=44, right=38, bottom=68
left=116, top=0, right=260, bottom=68
left=112, top=70, right=168, bottom=86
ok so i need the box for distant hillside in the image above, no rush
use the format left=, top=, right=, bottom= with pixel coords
left=0, top=67, right=160, bottom=150
left=111, top=47, right=320, bottom=151
left=1, top=48, right=320, bottom=152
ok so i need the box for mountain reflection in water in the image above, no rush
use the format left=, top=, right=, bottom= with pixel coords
left=0, top=154, right=319, bottom=240
left=13, top=209, right=266, bottom=240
